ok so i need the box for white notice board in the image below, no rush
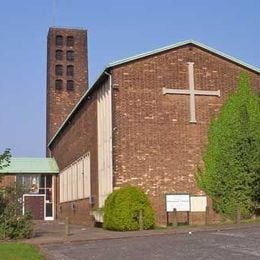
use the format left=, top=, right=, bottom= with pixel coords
left=190, top=196, right=207, bottom=212
left=166, top=194, right=190, bottom=212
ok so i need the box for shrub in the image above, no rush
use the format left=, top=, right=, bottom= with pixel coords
left=0, top=212, right=33, bottom=239
left=0, top=186, right=33, bottom=239
left=103, top=186, right=155, bottom=231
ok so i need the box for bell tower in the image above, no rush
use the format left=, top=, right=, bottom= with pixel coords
left=46, top=27, right=88, bottom=154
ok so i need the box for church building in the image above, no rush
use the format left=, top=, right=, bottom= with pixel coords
left=1, top=27, right=259, bottom=224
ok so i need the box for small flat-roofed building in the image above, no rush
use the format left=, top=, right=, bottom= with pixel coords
left=0, top=158, right=59, bottom=220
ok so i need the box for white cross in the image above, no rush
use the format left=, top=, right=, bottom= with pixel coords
left=162, top=62, right=220, bottom=123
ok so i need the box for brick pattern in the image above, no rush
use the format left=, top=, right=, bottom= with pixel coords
left=58, top=199, right=93, bottom=225
left=46, top=27, right=88, bottom=149
left=50, top=93, right=98, bottom=224
left=112, top=44, right=260, bottom=224
left=0, top=175, right=15, bottom=188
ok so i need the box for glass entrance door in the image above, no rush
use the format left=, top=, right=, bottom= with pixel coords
left=17, top=174, right=54, bottom=220
left=39, top=175, right=54, bottom=220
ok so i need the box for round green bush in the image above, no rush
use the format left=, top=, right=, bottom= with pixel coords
left=103, top=186, right=155, bottom=231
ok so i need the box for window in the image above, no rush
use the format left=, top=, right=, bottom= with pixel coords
left=16, top=175, right=52, bottom=196
left=55, top=80, right=63, bottom=90
left=55, top=50, right=63, bottom=60
left=59, top=153, right=91, bottom=202
left=66, top=50, right=74, bottom=61
left=56, top=35, right=63, bottom=46
left=67, top=65, right=74, bottom=76
left=55, top=65, right=63, bottom=76
left=17, top=174, right=54, bottom=218
left=67, top=36, right=74, bottom=47
left=67, top=80, right=74, bottom=91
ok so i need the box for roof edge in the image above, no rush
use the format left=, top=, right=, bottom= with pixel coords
left=2, top=170, right=58, bottom=174
left=49, top=26, right=87, bottom=31
left=107, top=39, right=260, bottom=73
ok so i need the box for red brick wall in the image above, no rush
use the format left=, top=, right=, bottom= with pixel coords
left=49, top=92, right=98, bottom=225
left=111, top=44, right=260, bottom=224
left=46, top=27, right=88, bottom=148
left=58, top=199, right=93, bottom=225
left=0, top=175, right=15, bottom=188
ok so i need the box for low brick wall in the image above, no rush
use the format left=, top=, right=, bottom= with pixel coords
left=57, top=198, right=94, bottom=226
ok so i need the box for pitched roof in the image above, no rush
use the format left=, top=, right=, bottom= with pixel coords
left=107, top=39, right=260, bottom=73
left=48, top=39, right=260, bottom=147
left=0, top=157, right=59, bottom=174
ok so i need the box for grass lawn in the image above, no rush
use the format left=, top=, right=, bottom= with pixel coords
left=0, top=243, right=43, bottom=260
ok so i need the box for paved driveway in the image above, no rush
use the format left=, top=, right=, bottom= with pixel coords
left=42, top=226, right=260, bottom=260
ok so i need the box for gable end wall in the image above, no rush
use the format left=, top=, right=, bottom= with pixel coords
left=111, top=44, right=260, bottom=224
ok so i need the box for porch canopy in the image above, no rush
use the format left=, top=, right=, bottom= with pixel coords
left=0, top=157, right=59, bottom=174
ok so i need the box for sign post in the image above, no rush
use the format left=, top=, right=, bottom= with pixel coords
left=165, top=194, right=190, bottom=226
left=172, top=208, right=178, bottom=227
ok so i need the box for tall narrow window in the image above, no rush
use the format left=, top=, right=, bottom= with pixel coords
left=55, top=50, right=63, bottom=60
left=59, top=153, right=90, bottom=203
left=67, top=65, right=74, bottom=76
left=67, top=36, right=74, bottom=47
left=67, top=80, right=74, bottom=91
left=56, top=35, right=63, bottom=46
left=55, top=80, right=63, bottom=90
left=55, top=65, right=63, bottom=76
left=66, top=50, right=74, bottom=61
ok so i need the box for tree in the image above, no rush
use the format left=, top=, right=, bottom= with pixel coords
left=0, top=149, right=33, bottom=239
left=0, top=148, right=11, bottom=169
left=196, top=73, right=260, bottom=219
left=0, top=148, right=11, bottom=180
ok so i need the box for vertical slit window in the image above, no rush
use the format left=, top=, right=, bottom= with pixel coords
left=67, top=80, right=74, bottom=91
left=67, top=65, right=74, bottom=77
left=55, top=65, right=63, bottom=76
left=66, top=50, right=74, bottom=61
left=56, top=35, right=63, bottom=46
left=55, top=50, right=63, bottom=60
left=55, top=80, right=63, bottom=90
left=67, top=36, right=74, bottom=47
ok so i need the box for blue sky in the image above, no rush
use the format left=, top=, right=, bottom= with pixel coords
left=0, top=0, right=259, bottom=157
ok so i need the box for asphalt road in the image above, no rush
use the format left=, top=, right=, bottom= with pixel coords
left=43, top=226, right=260, bottom=260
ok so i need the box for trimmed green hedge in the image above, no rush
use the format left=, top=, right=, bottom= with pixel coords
left=103, top=186, right=155, bottom=231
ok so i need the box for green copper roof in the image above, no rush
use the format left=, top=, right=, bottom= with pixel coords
left=0, top=157, right=59, bottom=174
